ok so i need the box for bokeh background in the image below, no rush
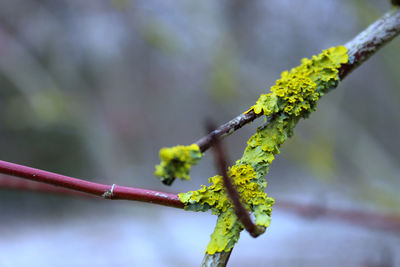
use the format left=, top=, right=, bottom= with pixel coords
left=0, top=0, right=399, bottom=266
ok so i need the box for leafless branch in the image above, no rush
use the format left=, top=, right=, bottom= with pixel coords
left=0, top=160, right=183, bottom=209
left=207, top=121, right=265, bottom=237
left=339, top=8, right=400, bottom=79
left=1, top=166, right=399, bottom=232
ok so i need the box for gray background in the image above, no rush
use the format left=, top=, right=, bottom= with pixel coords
left=0, top=0, right=399, bottom=266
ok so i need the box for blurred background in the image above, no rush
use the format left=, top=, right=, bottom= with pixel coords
left=0, top=0, right=399, bottom=266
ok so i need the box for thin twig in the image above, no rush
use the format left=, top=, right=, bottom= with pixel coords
left=195, top=8, right=400, bottom=154
left=0, top=160, right=183, bottom=209
left=1, top=166, right=399, bottom=232
left=196, top=110, right=259, bottom=153
left=277, top=200, right=400, bottom=232
left=207, top=121, right=264, bottom=238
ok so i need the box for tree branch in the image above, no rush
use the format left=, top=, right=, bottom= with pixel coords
left=1, top=9, right=399, bottom=266
left=339, top=8, right=400, bottom=79
left=202, top=120, right=262, bottom=267
left=1, top=163, right=399, bottom=232
left=207, top=121, right=264, bottom=238
left=196, top=110, right=259, bottom=152
left=195, top=8, right=400, bottom=154
left=0, top=160, right=183, bottom=209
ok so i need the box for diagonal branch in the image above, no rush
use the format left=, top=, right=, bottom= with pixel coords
left=0, top=160, right=183, bottom=209
left=207, top=121, right=264, bottom=238
left=340, top=7, right=400, bottom=79
left=195, top=8, right=400, bottom=154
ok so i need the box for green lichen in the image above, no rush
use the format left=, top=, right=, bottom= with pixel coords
left=154, top=144, right=202, bottom=185
left=178, top=46, right=348, bottom=254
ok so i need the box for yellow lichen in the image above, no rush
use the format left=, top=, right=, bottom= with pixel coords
left=249, top=46, right=348, bottom=117
left=178, top=46, right=348, bottom=254
left=179, top=163, right=274, bottom=253
left=154, top=144, right=202, bottom=185
left=248, top=93, right=279, bottom=115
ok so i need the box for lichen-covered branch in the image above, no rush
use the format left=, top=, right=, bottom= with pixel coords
left=153, top=9, right=400, bottom=262
left=154, top=144, right=202, bottom=185
left=0, top=160, right=183, bottom=209
left=179, top=46, right=348, bottom=255
left=194, top=8, right=400, bottom=155
left=154, top=8, right=400, bottom=186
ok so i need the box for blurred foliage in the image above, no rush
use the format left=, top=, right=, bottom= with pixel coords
left=208, top=39, right=239, bottom=102
left=140, top=21, right=179, bottom=55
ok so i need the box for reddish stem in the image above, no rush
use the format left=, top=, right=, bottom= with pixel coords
left=1, top=159, right=399, bottom=232
left=207, top=121, right=264, bottom=237
left=0, top=160, right=184, bottom=209
left=277, top=200, right=400, bottom=232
